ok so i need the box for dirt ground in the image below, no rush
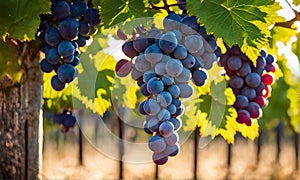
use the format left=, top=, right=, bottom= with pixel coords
left=42, top=130, right=300, bottom=180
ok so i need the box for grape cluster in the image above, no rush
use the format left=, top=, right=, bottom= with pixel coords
left=38, top=0, right=100, bottom=91
left=115, top=13, right=220, bottom=165
left=218, top=45, right=277, bottom=126
left=52, top=108, right=77, bottom=133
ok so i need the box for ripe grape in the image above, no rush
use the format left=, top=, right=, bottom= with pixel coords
left=165, top=59, right=183, bottom=77
left=51, top=75, right=65, bottom=91
left=147, top=78, right=164, bottom=94
left=84, top=8, right=100, bottom=26
left=115, top=59, right=132, bottom=77
left=148, top=135, right=167, bottom=153
left=57, top=64, right=77, bottom=83
left=51, top=1, right=70, bottom=20
left=45, top=27, right=61, bottom=46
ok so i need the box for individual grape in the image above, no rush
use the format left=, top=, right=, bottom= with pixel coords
left=157, top=109, right=171, bottom=121
left=260, top=49, right=267, bottom=57
left=192, top=69, right=207, bottom=86
left=173, top=44, right=187, bottom=60
left=148, top=135, right=167, bottom=153
left=164, top=132, right=178, bottom=146
left=76, top=35, right=87, bottom=47
left=233, top=95, right=249, bottom=109
left=161, top=75, right=174, bottom=86
left=157, top=91, right=173, bottom=107
left=144, top=44, right=163, bottom=64
left=173, top=106, right=184, bottom=117
left=241, top=87, right=256, bottom=100
left=115, top=59, right=132, bottom=77
left=165, top=59, right=183, bottom=77
left=133, top=37, right=149, bottom=52
left=172, top=29, right=182, bottom=42
left=58, top=18, right=79, bottom=41
left=140, top=84, right=150, bottom=96
left=172, top=99, right=181, bottom=108
left=143, top=70, right=157, bottom=82
left=227, top=56, right=242, bottom=71
left=164, top=143, right=179, bottom=157
left=46, top=48, right=60, bottom=65
left=84, top=8, right=100, bottom=26
left=51, top=75, right=65, bottom=91
left=168, top=85, right=180, bottom=98
left=134, top=54, right=151, bottom=72
left=70, top=4, right=81, bottom=18
left=62, top=114, right=77, bottom=128
left=155, top=62, right=167, bottom=75
left=73, top=0, right=88, bottom=15
left=152, top=152, right=168, bottom=165
left=254, top=96, right=267, bottom=107
left=40, top=59, right=54, bottom=73
left=58, top=41, right=75, bottom=58
left=70, top=56, right=80, bottom=66
left=245, top=72, right=261, bottom=88
left=169, top=118, right=181, bottom=131
left=261, top=73, right=274, bottom=85
left=138, top=101, right=148, bottom=115
left=131, top=68, right=143, bottom=80
left=236, top=109, right=251, bottom=126
left=201, top=52, right=217, bottom=70
left=167, top=104, right=177, bottom=115
left=51, top=1, right=70, bottom=20
left=184, top=35, right=203, bottom=53
left=122, top=41, right=139, bottom=58
left=163, top=13, right=181, bottom=31
left=159, top=32, right=178, bottom=54
left=228, top=76, right=244, bottom=89
left=266, top=54, right=275, bottom=64
left=247, top=102, right=261, bottom=118
left=147, top=77, right=164, bottom=94
left=181, top=16, right=199, bottom=35
left=63, top=55, right=74, bottom=63
left=256, top=56, right=266, bottom=68
left=178, top=84, right=193, bottom=98
left=182, top=54, right=196, bottom=68
left=237, top=62, right=251, bottom=77
left=45, top=27, right=61, bottom=46
left=159, top=121, right=174, bottom=137
left=57, top=64, right=77, bottom=83
left=79, top=21, right=90, bottom=35
left=255, top=82, right=265, bottom=96
left=143, top=121, right=153, bottom=134
left=147, top=118, right=160, bottom=133
left=143, top=99, right=161, bottom=115
left=176, top=68, right=191, bottom=83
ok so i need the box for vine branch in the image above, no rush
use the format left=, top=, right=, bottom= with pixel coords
left=274, top=0, right=300, bottom=30
left=148, top=1, right=186, bottom=14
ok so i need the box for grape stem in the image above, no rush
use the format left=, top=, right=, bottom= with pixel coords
left=148, top=1, right=186, bottom=14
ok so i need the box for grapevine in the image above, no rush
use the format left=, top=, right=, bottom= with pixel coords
left=37, top=0, right=100, bottom=91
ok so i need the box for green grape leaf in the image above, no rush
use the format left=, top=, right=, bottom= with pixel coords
left=100, top=0, right=158, bottom=28
left=112, top=75, right=139, bottom=109
left=187, top=0, right=282, bottom=62
left=0, top=0, right=50, bottom=41
left=0, top=40, right=22, bottom=82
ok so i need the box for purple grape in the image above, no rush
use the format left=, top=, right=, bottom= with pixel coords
left=228, top=76, right=244, bottom=89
